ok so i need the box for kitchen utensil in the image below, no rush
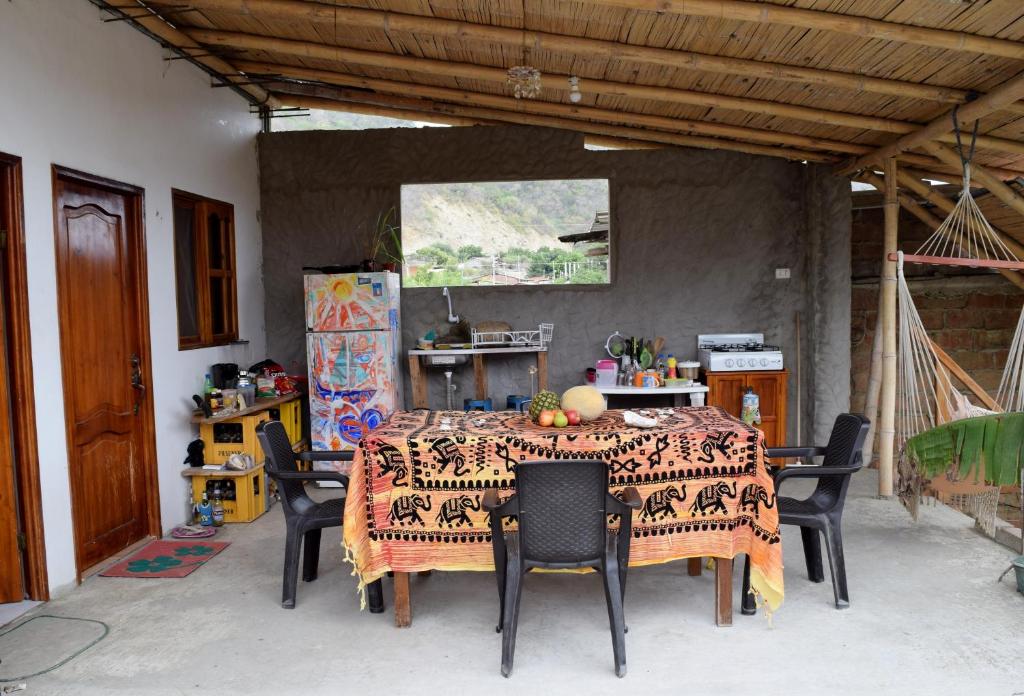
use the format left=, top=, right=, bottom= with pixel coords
left=653, top=336, right=665, bottom=357
left=605, top=331, right=627, bottom=358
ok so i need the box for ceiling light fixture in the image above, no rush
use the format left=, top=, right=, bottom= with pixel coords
left=568, top=76, right=582, bottom=104
left=507, top=65, right=542, bottom=99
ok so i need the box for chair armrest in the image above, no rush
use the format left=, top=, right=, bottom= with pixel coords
left=773, top=464, right=860, bottom=488
left=620, top=487, right=643, bottom=510
left=482, top=487, right=518, bottom=517
left=296, top=450, right=354, bottom=462
left=271, top=470, right=350, bottom=486
left=766, top=446, right=827, bottom=459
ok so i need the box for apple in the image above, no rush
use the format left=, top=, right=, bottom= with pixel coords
left=553, top=411, right=569, bottom=428
left=538, top=409, right=555, bottom=427
left=565, top=409, right=581, bottom=426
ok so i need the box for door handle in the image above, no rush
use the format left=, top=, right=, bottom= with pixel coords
left=130, top=353, right=146, bottom=399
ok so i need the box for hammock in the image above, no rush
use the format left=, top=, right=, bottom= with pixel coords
left=893, top=115, right=1024, bottom=528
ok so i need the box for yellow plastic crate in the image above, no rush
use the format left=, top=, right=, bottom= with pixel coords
left=269, top=398, right=303, bottom=445
left=182, top=464, right=267, bottom=523
left=199, top=411, right=270, bottom=465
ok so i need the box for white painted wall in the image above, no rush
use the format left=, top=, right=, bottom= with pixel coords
left=0, top=0, right=266, bottom=593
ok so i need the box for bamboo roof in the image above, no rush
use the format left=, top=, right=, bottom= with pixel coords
left=104, top=0, right=1024, bottom=181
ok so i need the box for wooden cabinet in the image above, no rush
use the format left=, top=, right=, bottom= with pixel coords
left=705, top=370, right=788, bottom=448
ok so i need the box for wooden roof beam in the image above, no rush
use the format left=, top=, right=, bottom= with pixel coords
left=590, top=0, right=1024, bottom=60
left=271, top=90, right=834, bottom=162
left=189, top=29, right=1024, bottom=156
left=840, top=70, right=1024, bottom=176
left=145, top=0, right=1024, bottom=114
left=103, top=0, right=279, bottom=107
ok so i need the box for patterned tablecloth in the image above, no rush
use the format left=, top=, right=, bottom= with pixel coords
left=342, top=406, right=783, bottom=610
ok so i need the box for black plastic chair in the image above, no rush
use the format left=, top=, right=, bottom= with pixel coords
left=483, top=460, right=642, bottom=678
left=256, top=420, right=383, bottom=612
left=741, top=413, right=870, bottom=613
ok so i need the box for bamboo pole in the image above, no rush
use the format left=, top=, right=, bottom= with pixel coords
left=586, top=0, right=1024, bottom=60
left=188, top=28, right=1024, bottom=152
left=103, top=0, right=279, bottom=107
left=841, top=69, right=1024, bottom=175
left=275, top=92, right=833, bottom=161
left=923, top=142, right=1024, bottom=222
left=155, top=0, right=1024, bottom=113
left=879, top=158, right=899, bottom=498
left=236, top=60, right=867, bottom=155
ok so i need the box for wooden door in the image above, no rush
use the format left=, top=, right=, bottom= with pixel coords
left=0, top=188, right=22, bottom=603
left=53, top=170, right=157, bottom=573
left=707, top=373, right=747, bottom=418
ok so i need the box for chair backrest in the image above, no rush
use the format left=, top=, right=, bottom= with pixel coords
left=256, top=420, right=312, bottom=517
left=514, top=459, right=610, bottom=565
left=821, top=413, right=871, bottom=469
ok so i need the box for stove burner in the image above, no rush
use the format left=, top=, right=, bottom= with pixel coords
left=699, top=342, right=780, bottom=353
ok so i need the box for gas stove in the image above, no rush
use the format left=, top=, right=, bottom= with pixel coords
left=698, top=333, right=784, bottom=372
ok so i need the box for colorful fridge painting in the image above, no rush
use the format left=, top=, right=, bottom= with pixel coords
left=305, top=272, right=402, bottom=452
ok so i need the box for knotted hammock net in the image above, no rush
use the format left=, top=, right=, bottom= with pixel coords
left=894, top=151, right=1024, bottom=534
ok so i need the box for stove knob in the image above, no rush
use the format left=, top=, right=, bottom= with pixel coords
left=725, top=358, right=734, bottom=368
left=735, top=358, right=745, bottom=368
left=760, top=358, right=768, bottom=367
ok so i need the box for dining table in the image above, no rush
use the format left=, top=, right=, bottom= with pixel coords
left=340, top=406, right=783, bottom=627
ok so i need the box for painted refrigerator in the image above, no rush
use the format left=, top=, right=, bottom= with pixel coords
left=305, top=272, right=402, bottom=452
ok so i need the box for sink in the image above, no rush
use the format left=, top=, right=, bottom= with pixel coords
left=419, top=353, right=470, bottom=367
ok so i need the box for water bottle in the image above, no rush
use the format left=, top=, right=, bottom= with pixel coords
left=198, top=491, right=213, bottom=527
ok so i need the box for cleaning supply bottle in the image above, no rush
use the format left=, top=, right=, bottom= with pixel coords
left=667, top=354, right=677, bottom=379
left=198, top=491, right=213, bottom=527
left=212, top=486, right=225, bottom=527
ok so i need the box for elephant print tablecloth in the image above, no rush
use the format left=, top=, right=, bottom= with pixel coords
left=341, top=407, right=784, bottom=611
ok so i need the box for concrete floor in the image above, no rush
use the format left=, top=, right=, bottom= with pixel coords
left=4, top=470, right=1022, bottom=695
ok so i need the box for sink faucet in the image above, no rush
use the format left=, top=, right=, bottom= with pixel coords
left=442, top=286, right=459, bottom=324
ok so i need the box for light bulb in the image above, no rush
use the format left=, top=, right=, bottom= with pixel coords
left=568, top=76, right=582, bottom=103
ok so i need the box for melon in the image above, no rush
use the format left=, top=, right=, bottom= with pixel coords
left=560, top=386, right=606, bottom=422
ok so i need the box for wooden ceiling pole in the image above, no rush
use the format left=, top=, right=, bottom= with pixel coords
left=922, top=142, right=1024, bottom=222
left=588, top=0, right=1024, bottom=60
left=190, top=29, right=1024, bottom=156
left=840, top=71, right=1024, bottom=176
left=103, top=0, right=279, bottom=107
left=147, top=0, right=1024, bottom=113
left=274, top=91, right=832, bottom=161
left=879, top=157, right=899, bottom=499
left=235, top=60, right=866, bottom=155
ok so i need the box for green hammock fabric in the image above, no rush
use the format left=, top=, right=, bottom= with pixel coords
left=905, top=413, right=1024, bottom=487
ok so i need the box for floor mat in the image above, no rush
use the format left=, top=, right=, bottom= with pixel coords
left=0, top=615, right=108, bottom=681
left=99, top=540, right=229, bottom=578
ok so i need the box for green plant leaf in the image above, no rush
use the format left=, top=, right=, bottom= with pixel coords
left=907, top=413, right=1024, bottom=486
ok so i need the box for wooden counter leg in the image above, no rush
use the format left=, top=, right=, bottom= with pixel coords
left=473, top=354, right=488, bottom=401
left=715, top=558, right=733, bottom=627
left=394, top=571, right=412, bottom=627
left=688, top=557, right=702, bottom=576
left=409, top=355, right=428, bottom=409
left=537, top=351, right=548, bottom=391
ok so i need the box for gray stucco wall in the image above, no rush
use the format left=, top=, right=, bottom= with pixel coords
left=258, top=125, right=851, bottom=442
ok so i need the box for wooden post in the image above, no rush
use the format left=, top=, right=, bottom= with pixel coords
left=688, top=557, right=702, bottom=576
left=714, top=557, right=732, bottom=627
left=878, top=157, right=899, bottom=498
left=408, top=355, right=428, bottom=409
left=393, top=571, right=411, bottom=627
left=862, top=307, right=883, bottom=465
left=473, top=354, right=488, bottom=401
left=536, top=351, right=548, bottom=392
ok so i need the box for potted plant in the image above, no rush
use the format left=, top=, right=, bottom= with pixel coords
left=365, top=207, right=404, bottom=272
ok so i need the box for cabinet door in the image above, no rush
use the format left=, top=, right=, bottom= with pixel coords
left=708, top=373, right=747, bottom=418
left=748, top=372, right=787, bottom=448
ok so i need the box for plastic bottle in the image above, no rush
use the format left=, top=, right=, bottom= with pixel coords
left=667, top=354, right=677, bottom=379
left=655, top=354, right=667, bottom=385
left=198, top=491, right=213, bottom=527
left=741, top=387, right=762, bottom=426
left=212, top=486, right=225, bottom=527
left=203, top=373, right=215, bottom=410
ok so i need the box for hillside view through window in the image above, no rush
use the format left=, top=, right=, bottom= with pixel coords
left=399, top=179, right=610, bottom=287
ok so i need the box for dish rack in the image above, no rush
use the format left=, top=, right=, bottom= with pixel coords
left=471, top=323, right=554, bottom=349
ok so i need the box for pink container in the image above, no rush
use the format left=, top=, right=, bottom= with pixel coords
left=595, top=359, right=618, bottom=387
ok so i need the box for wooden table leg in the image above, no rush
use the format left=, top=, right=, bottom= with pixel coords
left=688, top=557, right=702, bottom=576
left=473, top=354, right=488, bottom=401
left=393, top=571, right=412, bottom=627
left=409, top=355, right=428, bottom=409
left=537, top=351, right=548, bottom=391
left=715, top=558, right=733, bottom=627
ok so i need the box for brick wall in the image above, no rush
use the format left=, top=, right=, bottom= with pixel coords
left=850, top=201, right=1023, bottom=416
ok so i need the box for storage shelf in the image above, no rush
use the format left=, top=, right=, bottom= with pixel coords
left=190, top=393, right=300, bottom=425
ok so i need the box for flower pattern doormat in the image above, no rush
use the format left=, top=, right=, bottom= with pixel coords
left=99, top=540, right=229, bottom=578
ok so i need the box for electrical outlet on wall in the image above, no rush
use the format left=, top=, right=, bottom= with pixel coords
left=775, top=268, right=791, bottom=279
